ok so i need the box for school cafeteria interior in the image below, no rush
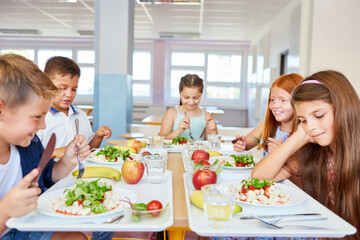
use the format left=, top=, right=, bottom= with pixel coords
left=0, top=0, right=359, bottom=239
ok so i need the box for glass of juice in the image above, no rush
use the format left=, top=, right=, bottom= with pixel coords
left=201, top=184, right=236, bottom=228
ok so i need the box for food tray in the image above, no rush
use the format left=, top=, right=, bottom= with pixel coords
left=7, top=171, right=173, bottom=232
left=183, top=172, right=356, bottom=238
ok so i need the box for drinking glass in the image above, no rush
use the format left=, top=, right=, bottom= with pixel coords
left=148, top=136, right=164, bottom=149
left=208, top=134, right=221, bottom=149
left=143, top=154, right=167, bottom=184
left=201, top=184, right=236, bottom=228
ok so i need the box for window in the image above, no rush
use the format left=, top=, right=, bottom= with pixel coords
left=132, top=51, right=152, bottom=98
left=77, top=50, right=95, bottom=96
left=0, top=49, right=35, bottom=61
left=167, top=48, right=246, bottom=107
left=38, top=49, right=72, bottom=71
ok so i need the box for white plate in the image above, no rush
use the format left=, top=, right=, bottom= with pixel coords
left=37, top=187, right=137, bottom=218
left=85, top=149, right=123, bottom=165
left=85, top=158, right=123, bottom=165
left=235, top=183, right=306, bottom=207
left=209, top=154, right=259, bottom=170
left=86, top=149, right=142, bottom=165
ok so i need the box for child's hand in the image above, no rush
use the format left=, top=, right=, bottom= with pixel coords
left=297, top=122, right=315, bottom=144
left=233, top=135, right=246, bottom=152
left=178, top=116, right=190, bottom=133
left=96, top=126, right=112, bottom=139
left=206, top=115, right=216, bottom=130
left=267, top=137, right=283, bottom=153
left=63, top=135, right=91, bottom=165
left=0, top=169, right=41, bottom=218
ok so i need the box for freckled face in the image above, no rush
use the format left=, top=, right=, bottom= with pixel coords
left=268, top=87, right=295, bottom=124
left=0, top=95, right=52, bottom=147
left=180, top=87, right=202, bottom=111
left=51, top=74, right=79, bottom=114
left=295, top=100, right=335, bottom=147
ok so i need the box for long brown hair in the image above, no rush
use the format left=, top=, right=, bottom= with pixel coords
left=179, top=74, right=204, bottom=105
left=259, top=73, right=303, bottom=150
left=292, top=70, right=360, bottom=240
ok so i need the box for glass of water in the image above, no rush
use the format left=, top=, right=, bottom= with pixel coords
left=148, top=136, right=164, bottom=149
left=143, top=154, right=167, bottom=184
left=201, top=184, right=236, bottom=228
left=207, top=134, right=221, bottom=149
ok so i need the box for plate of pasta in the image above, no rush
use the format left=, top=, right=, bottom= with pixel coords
left=210, top=153, right=259, bottom=170
left=86, top=146, right=141, bottom=165
left=234, top=178, right=306, bottom=207
left=37, top=179, right=137, bottom=218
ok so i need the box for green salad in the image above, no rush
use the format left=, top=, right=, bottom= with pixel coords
left=241, top=177, right=274, bottom=189
left=223, top=154, right=256, bottom=167
left=64, top=179, right=112, bottom=214
left=96, top=145, right=130, bottom=162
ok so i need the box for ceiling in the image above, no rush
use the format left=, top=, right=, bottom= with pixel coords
left=0, top=0, right=293, bottom=41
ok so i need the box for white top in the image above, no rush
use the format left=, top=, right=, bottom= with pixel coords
left=37, top=105, right=94, bottom=148
left=0, top=145, right=22, bottom=200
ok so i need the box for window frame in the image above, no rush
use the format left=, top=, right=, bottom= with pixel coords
left=132, top=41, right=154, bottom=104
left=165, top=42, right=248, bottom=109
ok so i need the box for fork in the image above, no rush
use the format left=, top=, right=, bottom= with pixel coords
left=185, top=112, right=195, bottom=141
left=103, top=214, right=125, bottom=224
left=251, top=135, right=269, bottom=144
left=253, top=215, right=330, bottom=230
left=74, top=119, right=85, bottom=179
left=199, top=113, right=213, bottom=139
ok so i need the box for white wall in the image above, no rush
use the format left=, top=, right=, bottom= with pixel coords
left=251, top=0, right=360, bottom=94
left=309, top=0, right=360, bottom=93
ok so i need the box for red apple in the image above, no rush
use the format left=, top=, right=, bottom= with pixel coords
left=121, top=160, right=145, bottom=184
left=126, top=139, right=142, bottom=153
left=192, top=168, right=217, bottom=190
left=191, top=150, right=210, bottom=164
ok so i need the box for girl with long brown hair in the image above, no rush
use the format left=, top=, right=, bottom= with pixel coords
left=160, top=74, right=217, bottom=140
left=252, top=70, right=360, bottom=239
left=233, top=73, right=303, bottom=157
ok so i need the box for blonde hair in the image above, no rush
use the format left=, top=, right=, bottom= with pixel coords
left=292, top=70, right=360, bottom=240
left=259, top=73, right=303, bottom=150
left=0, top=54, right=58, bottom=109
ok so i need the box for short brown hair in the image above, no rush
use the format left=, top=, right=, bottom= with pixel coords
left=44, top=56, right=81, bottom=79
left=0, top=54, right=58, bottom=109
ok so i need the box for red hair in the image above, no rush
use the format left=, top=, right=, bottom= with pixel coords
left=259, top=73, right=303, bottom=150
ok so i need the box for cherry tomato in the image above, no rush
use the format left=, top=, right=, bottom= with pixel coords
left=147, top=200, right=163, bottom=217
left=142, top=151, right=152, bottom=156
left=201, top=161, right=210, bottom=166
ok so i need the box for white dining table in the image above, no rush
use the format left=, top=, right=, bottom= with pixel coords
left=6, top=163, right=174, bottom=232
left=183, top=170, right=357, bottom=238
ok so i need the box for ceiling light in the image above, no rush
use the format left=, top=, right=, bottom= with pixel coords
left=0, top=29, right=40, bottom=35
left=137, top=0, right=201, bottom=5
left=13, top=0, right=77, bottom=2
left=77, top=30, right=94, bottom=36
left=159, top=32, right=200, bottom=38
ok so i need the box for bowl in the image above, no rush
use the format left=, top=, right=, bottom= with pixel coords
left=127, top=202, right=170, bottom=223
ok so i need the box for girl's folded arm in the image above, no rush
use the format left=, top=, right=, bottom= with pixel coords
left=251, top=130, right=307, bottom=180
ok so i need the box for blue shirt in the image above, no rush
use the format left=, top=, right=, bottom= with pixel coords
left=263, top=126, right=290, bottom=157
left=17, top=135, right=56, bottom=192
left=172, top=107, right=206, bottom=140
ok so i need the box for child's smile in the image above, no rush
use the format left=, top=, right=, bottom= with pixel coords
left=295, top=100, right=334, bottom=147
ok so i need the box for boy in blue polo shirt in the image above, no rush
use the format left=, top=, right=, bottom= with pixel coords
left=0, top=54, right=90, bottom=239
left=37, top=56, right=112, bottom=159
